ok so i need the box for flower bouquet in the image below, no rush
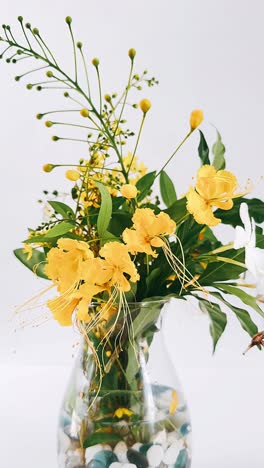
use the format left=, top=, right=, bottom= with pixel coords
left=1, top=16, right=264, bottom=468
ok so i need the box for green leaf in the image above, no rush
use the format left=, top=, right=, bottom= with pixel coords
left=199, top=248, right=246, bottom=284
left=159, top=170, right=177, bottom=207
left=211, top=291, right=258, bottom=337
left=198, top=130, right=210, bottom=165
left=83, top=432, right=122, bottom=448
left=95, top=181, right=112, bottom=238
left=136, top=171, right=156, bottom=202
left=214, top=283, right=264, bottom=318
left=198, top=298, right=227, bottom=351
left=165, top=197, right=188, bottom=223
left=45, top=221, right=74, bottom=238
left=14, top=248, right=48, bottom=279
left=212, top=130, right=226, bottom=170
left=48, top=200, right=74, bottom=219
left=215, top=198, right=264, bottom=227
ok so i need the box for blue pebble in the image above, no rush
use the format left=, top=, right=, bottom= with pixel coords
left=180, top=423, right=191, bottom=436
left=86, top=461, right=105, bottom=468
left=93, top=450, right=118, bottom=467
left=139, top=443, right=152, bottom=456
left=174, top=449, right=189, bottom=468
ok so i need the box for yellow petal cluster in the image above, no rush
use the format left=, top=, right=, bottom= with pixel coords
left=99, top=242, right=139, bottom=292
left=65, top=169, right=80, bottom=181
left=190, top=109, right=204, bottom=130
left=114, top=407, right=133, bottom=418
left=186, top=165, right=238, bottom=226
left=45, top=239, right=139, bottom=325
left=123, top=208, right=176, bottom=257
left=120, top=183, right=138, bottom=199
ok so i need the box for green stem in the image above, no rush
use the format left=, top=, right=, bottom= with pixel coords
left=156, top=130, right=193, bottom=178
left=127, top=113, right=146, bottom=174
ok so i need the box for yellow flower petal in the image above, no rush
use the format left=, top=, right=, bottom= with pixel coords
left=169, top=389, right=179, bottom=414
left=120, top=183, right=138, bottom=199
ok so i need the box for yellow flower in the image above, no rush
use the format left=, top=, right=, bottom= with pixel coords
left=65, top=169, right=80, bottom=181
left=169, top=389, right=179, bottom=414
left=186, top=165, right=238, bottom=226
left=123, top=208, right=176, bottom=257
left=140, top=98, right=151, bottom=114
left=190, top=109, right=204, bottom=130
left=114, top=407, right=133, bottom=418
left=45, top=238, right=93, bottom=293
left=47, top=293, right=81, bottom=326
left=23, top=244, right=33, bottom=261
left=120, top=184, right=138, bottom=199
left=99, top=242, right=139, bottom=292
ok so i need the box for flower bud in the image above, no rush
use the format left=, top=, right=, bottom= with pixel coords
left=52, top=135, right=59, bottom=141
left=190, top=109, right=204, bottom=130
left=104, top=94, right=111, bottom=102
left=92, top=57, right=99, bottom=67
left=45, top=121, right=53, bottom=128
left=42, top=163, right=54, bottom=173
left=128, top=48, right=136, bottom=60
left=76, top=41, right=82, bottom=49
left=46, top=70, right=53, bottom=78
left=64, top=92, right=69, bottom=98
left=65, top=169, right=80, bottom=181
left=139, top=98, right=151, bottom=114
left=32, top=27, right=39, bottom=35
left=26, top=83, right=33, bottom=90
left=80, top=108, right=89, bottom=118
left=25, top=23, right=31, bottom=29
left=36, top=113, right=43, bottom=120
left=106, top=350, right=112, bottom=358
left=120, top=184, right=138, bottom=199
left=65, top=16, right=72, bottom=25
left=17, top=16, right=23, bottom=22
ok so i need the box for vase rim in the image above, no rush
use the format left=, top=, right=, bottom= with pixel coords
left=89, top=298, right=170, bottom=308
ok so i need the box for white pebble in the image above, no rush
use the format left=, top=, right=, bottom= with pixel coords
left=132, top=442, right=142, bottom=451
left=109, top=463, right=123, bottom=468
left=152, top=429, right=167, bottom=449
left=58, top=429, right=71, bottom=452
left=167, top=431, right=178, bottom=446
left=122, top=464, right=137, bottom=468
left=85, top=444, right=103, bottom=463
left=163, top=440, right=184, bottom=465
left=114, top=441, right=128, bottom=463
left=147, top=444, right=164, bottom=467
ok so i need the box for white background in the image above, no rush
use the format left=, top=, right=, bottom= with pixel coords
left=0, top=1, right=264, bottom=467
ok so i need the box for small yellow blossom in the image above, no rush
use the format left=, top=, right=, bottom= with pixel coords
left=99, top=242, right=139, bottom=292
left=42, top=163, right=54, bottom=173
left=114, top=407, right=133, bottom=419
left=140, top=98, right=151, bottom=114
left=169, top=389, right=179, bottom=414
left=186, top=165, right=238, bottom=226
left=23, top=244, right=33, bottom=261
left=190, top=109, right=204, bottom=130
left=80, top=108, right=89, bottom=117
left=120, top=184, right=138, bottom=199
left=65, top=169, right=80, bottom=181
left=123, top=208, right=176, bottom=257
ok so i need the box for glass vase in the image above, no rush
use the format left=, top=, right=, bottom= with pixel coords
left=58, top=301, right=191, bottom=468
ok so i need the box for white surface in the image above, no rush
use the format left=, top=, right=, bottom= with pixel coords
left=0, top=0, right=264, bottom=467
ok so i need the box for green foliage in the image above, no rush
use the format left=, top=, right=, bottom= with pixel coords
left=136, top=171, right=156, bottom=201
left=198, top=298, right=227, bottom=351
left=212, top=130, right=226, bottom=170
left=214, top=283, right=264, bottom=318
left=14, top=248, right=48, bottom=279
left=95, top=181, right=113, bottom=240
left=198, top=130, right=210, bottom=165
left=48, top=201, right=75, bottom=219
left=83, top=432, right=122, bottom=448
left=215, top=197, right=264, bottom=227
left=165, top=197, right=188, bottom=223
left=159, top=171, right=177, bottom=207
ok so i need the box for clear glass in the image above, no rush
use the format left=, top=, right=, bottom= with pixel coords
left=58, top=301, right=191, bottom=468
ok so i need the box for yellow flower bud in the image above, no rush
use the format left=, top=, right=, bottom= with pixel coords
left=104, top=94, right=111, bottom=102
left=92, top=57, right=99, bottom=67
left=190, top=109, right=204, bottom=130
left=80, top=108, right=89, bottom=118
left=120, top=184, right=138, bottom=199
left=106, top=350, right=112, bottom=358
left=45, top=120, right=53, bottom=128
left=42, top=163, right=54, bottom=173
left=128, top=48, right=136, bottom=60
left=139, top=98, right=151, bottom=114
left=65, top=170, right=80, bottom=181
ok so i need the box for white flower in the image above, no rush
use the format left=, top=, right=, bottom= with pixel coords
left=234, top=203, right=264, bottom=279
